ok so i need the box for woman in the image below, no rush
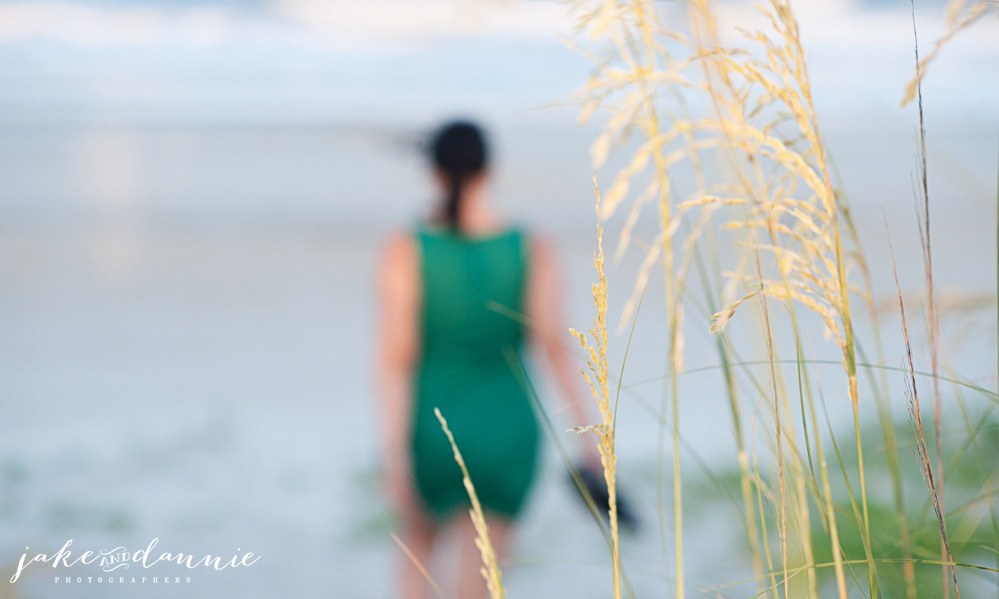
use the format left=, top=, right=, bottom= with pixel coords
left=376, top=121, right=595, bottom=599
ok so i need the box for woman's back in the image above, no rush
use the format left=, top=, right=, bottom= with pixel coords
left=419, top=225, right=527, bottom=356
left=411, top=224, right=539, bottom=520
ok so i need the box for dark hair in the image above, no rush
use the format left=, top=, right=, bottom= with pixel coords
left=429, top=121, right=488, bottom=232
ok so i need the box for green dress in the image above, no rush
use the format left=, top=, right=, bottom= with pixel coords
left=410, top=224, right=540, bottom=520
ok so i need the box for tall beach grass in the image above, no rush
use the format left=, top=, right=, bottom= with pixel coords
left=561, top=0, right=998, bottom=596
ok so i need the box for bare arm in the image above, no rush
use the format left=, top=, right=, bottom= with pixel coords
left=525, top=235, right=598, bottom=463
left=375, top=233, right=421, bottom=512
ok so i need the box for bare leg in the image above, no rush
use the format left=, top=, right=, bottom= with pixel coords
left=455, top=513, right=513, bottom=599
left=398, top=511, right=438, bottom=599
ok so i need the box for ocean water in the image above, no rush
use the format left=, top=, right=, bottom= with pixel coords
left=0, top=1, right=996, bottom=597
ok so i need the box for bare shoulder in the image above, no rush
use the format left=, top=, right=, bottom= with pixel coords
left=379, top=230, right=418, bottom=270
left=377, top=230, right=420, bottom=297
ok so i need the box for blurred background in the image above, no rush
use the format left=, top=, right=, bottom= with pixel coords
left=0, top=0, right=996, bottom=597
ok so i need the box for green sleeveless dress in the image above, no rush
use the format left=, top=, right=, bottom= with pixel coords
left=410, top=224, right=540, bottom=520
